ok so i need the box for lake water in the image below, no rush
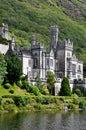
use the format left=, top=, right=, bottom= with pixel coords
left=0, top=110, right=86, bottom=130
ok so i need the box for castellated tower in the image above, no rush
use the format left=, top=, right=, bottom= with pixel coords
left=0, top=23, right=9, bottom=40
left=56, top=39, right=73, bottom=78
left=9, top=36, right=15, bottom=51
left=31, top=34, right=36, bottom=46
left=50, top=25, right=59, bottom=51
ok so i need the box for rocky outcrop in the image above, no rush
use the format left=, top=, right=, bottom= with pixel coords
left=57, top=0, right=86, bottom=20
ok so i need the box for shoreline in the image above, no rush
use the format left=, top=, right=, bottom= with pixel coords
left=0, top=95, right=86, bottom=112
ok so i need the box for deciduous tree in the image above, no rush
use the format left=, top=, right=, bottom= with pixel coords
left=46, top=71, right=56, bottom=95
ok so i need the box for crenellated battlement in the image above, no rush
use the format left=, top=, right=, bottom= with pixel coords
left=64, top=39, right=73, bottom=48
left=57, top=39, right=73, bottom=50
left=31, top=42, right=44, bottom=49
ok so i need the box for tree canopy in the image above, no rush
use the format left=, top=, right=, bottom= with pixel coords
left=46, top=71, right=56, bottom=95
left=59, top=77, right=72, bottom=96
left=6, top=54, right=22, bottom=84
left=0, top=53, right=7, bottom=85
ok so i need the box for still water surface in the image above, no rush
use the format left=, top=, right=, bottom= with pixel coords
left=0, top=110, right=86, bottom=130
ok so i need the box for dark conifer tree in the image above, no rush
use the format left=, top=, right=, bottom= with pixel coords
left=59, top=77, right=72, bottom=96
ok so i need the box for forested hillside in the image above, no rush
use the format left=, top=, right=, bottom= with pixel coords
left=0, top=0, right=86, bottom=76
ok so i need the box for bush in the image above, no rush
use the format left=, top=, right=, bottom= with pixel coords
left=0, top=97, right=2, bottom=105
left=30, top=86, right=40, bottom=96
left=4, top=83, right=11, bottom=89
left=22, top=81, right=30, bottom=89
left=9, top=89, right=14, bottom=94
left=3, top=99, right=14, bottom=105
left=33, top=104, right=42, bottom=110
left=68, top=103, right=79, bottom=109
left=79, top=101, right=86, bottom=109
left=17, top=80, right=22, bottom=88
left=13, top=96, right=30, bottom=107
left=74, top=88, right=83, bottom=97
left=40, top=83, right=49, bottom=95
left=36, top=96, right=51, bottom=104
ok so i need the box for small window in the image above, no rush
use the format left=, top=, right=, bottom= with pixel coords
left=46, top=59, right=49, bottom=67
left=78, top=65, right=81, bottom=72
left=67, top=52, right=70, bottom=57
left=72, top=64, right=76, bottom=75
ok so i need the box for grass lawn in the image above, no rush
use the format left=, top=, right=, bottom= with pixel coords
left=0, top=85, right=27, bottom=97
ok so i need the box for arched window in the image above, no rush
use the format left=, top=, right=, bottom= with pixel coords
left=33, top=58, right=38, bottom=68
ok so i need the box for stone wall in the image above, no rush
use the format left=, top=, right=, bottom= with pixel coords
left=0, top=44, right=9, bottom=54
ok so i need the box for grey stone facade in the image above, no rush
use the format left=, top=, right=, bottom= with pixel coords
left=0, top=24, right=86, bottom=95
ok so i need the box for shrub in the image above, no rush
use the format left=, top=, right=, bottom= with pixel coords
left=6, top=100, right=14, bottom=104
left=36, top=96, right=51, bottom=104
left=30, top=86, right=40, bottom=96
left=20, top=75, right=27, bottom=81
left=68, top=103, right=79, bottom=109
left=0, top=97, right=2, bottom=105
left=33, top=104, right=42, bottom=110
left=2, top=95, right=15, bottom=98
left=40, top=83, right=49, bottom=95
left=22, top=81, right=30, bottom=89
left=9, top=89, right=14, bottom=94
left=79, top=101, right=86, bottom=109
left=13, top=96, right=30, bottom=107
left=17, top=80, right=22, bottom=88
left=4, top=83, right=11, bottom=89
left=74, top=88, right=83, bottom=97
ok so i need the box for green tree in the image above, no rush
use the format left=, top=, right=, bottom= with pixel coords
left=46, top=71, right=56, bottom=95
left=0, top=53, right=7, bottom=85
left=35, top=75, right=42, bottom=89
left=73, top=88, right=83, bottom=97
left=59, top=77, right=72, bottom=96
left=6, top=54, right=22, bottom=84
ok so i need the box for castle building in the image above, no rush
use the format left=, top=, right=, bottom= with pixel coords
left=0, top=24, right=85, bottom=95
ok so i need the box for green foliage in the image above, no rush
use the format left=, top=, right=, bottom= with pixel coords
left=20, top=80, right=41, bottom=96
left=59, top=77, right=72, bottom=96
left=79, top=100, right=86, bottom=109
left=30, top=86, right=41, bottom=96
left=73, top=88, right=83, bottom=97
left=0, top=97, right=2, bottom=105
left=83, top=89, right=86, bottom=97
left=22, top=81, right=30, bottom=89
left=13, top=96, right=29, bottom=107
left=0, top=35, right=9, bottom=45
left=4, top=83, right=11, bottom=89
left=0, top=0, right=86, bottom=75
left=0, top=53, right=7, bottom=85
left=68, top=103, right=79, bottom=109
left=35, top=75, right=42, bottom=88
left=9, top=89, right=14, bottom=94
left=46, top=71, right=56, bottom=95
left=40, top=83, right=49, bottom=95
left=6, top=54, right=22, bottom=84
left=17, top=80, right=23, bottom=88
left=36, top=96, right=51, bottom=104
